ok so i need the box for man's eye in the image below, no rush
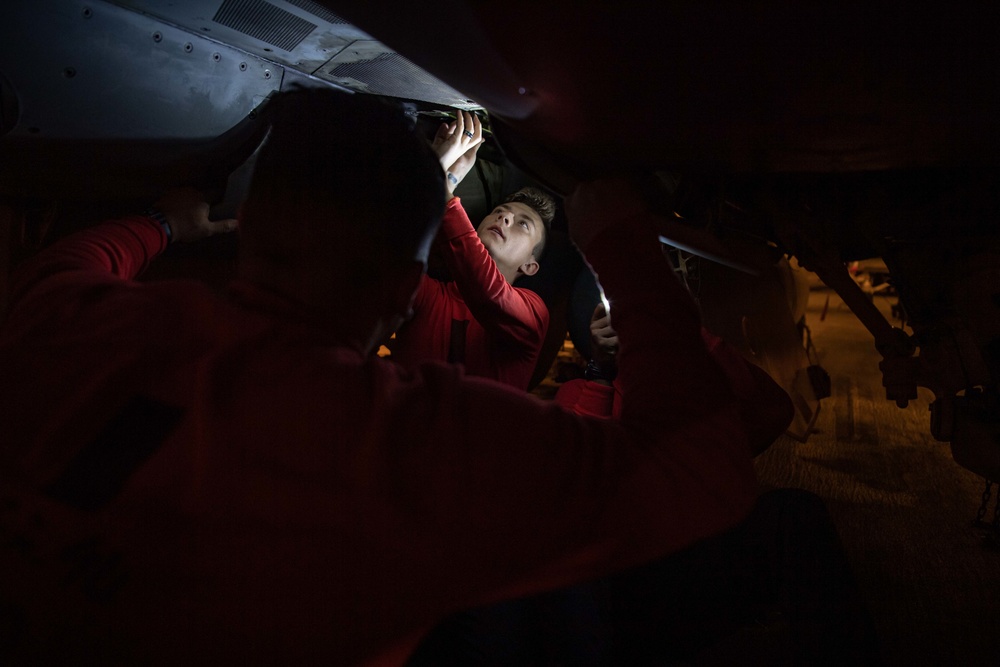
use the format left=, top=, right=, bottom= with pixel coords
left=519, top=221, right=528, bottom=228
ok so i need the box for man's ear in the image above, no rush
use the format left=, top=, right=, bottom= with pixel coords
left=518, top=258, right=540, bottom=278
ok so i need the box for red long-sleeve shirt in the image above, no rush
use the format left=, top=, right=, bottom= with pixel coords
left=0, top=211, right=755, bottom=665
left=390, top=197, right=549, bottom=389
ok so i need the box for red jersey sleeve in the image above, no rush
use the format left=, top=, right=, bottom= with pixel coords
left=7, top=215, right=167, bottom=317
left=554, top=378, right=620, bottom=419
left=436, top=197, right=548, bottom=349
left=701, top=328, right=795, bottom=454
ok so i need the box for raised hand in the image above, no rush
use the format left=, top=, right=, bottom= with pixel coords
left=433, top=111, right=484, bottom=192
left=152, top=187, right=238, bottom=243
left=589, top=302, right=620, bottom=366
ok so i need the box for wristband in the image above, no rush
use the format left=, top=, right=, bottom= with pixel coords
left=584, top=358, right=617, bottom=383
left=144, top=207, right=173, bottom=243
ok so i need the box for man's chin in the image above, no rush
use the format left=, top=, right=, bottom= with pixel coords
left=477, top=232, right=498, bottom=250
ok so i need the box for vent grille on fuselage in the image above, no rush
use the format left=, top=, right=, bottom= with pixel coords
left=285, top=0, right=347, bottom=25
left=212, top=0, right=317, bottom=52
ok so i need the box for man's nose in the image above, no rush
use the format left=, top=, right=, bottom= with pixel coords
left=500, top=212, right=513, bottom=226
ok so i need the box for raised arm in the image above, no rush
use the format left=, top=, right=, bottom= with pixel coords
left=567, top=179, right=734, bottom=430
left=6, top=188, right=236, bottom=317
left=556, top=303, right=794, bottom=454
left=700, top=328, right=795, bottom=454
left=432, top=110, right=484, bottom=199
left=424, top=111, right=548, bottom=346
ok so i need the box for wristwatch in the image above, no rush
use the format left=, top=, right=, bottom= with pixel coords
left=143, top=207, right=173, bottom=243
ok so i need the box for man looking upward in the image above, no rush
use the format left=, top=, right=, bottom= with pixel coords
left=390, top=111, right=553, bottom=390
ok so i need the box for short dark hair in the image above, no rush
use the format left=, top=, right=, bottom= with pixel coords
left=240, top=88, right=445, bottom=285
left=503, top=187, right=555, bottom=261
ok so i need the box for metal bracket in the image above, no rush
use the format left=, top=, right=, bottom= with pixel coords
left=798, top=248, right=919, bottom=406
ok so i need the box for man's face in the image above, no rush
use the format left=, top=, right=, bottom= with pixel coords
left=476, top=202, right=544, bottom=280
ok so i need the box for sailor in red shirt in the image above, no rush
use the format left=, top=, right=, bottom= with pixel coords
left=391, top=112, right=552, bottom=389
left=557, top=302, right=795, bottom=453
left=0, top=90, right=756, bottom=666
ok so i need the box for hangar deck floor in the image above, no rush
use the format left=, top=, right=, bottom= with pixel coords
left=530, top=280, right=997, bottom=665
left=755, top=287, right=1000, bottom=667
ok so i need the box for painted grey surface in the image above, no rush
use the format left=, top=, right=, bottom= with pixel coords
left=0, top=0, right=282, bottom=140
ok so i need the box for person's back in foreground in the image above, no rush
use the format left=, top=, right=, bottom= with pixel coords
left=0, top=89, right=755, bottom=665
left=411, top=304, right=879, bottom=666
